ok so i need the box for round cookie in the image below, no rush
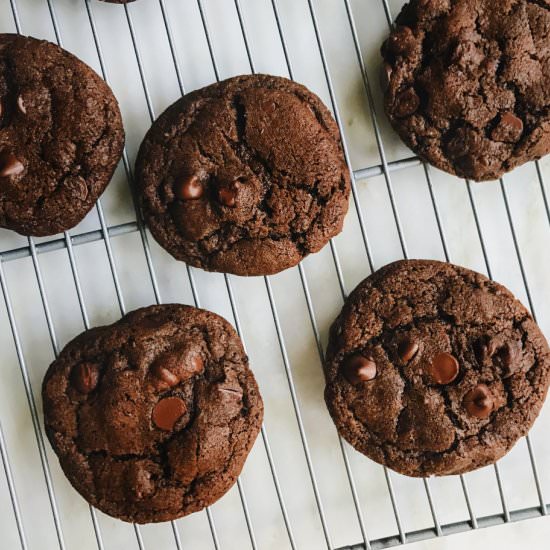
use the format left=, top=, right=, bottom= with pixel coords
left=42, top=304, right=263, bottom=523
left=135, top=74, right=350, bottom=276
left=0, top=34, right=124, bottom=236
left=324, top=260, right=550, bottom=476
left=381, top=0, right=550, bottom=182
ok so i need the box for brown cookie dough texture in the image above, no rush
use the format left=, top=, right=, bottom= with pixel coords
left=0, top=34, right=124, bottom=236
left=42, top=304, right=264, bottom=523
left=381, top=0, right=550, bottom=181
left=324, top=260, right=550, bottom=476
left=136, top=74, right=350, bottom=276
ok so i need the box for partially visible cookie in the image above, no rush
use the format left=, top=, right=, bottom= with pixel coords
left=324, top=260, right=550, bottom=476
left=381, top=0, right=550, bottom=181
left=0, top=34, right=124, bottom=236
left=42, top=304, right=263, bottom=523
left=135, top=74, right=350, bottom=276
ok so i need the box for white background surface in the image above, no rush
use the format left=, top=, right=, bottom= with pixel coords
left=0, top=0, right=549, bottom=549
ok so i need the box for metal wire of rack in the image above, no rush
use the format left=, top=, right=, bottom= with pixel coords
left=0, top=1, right=549, bottom=550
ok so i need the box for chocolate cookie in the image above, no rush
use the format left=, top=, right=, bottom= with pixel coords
left=0, top=34, right=124, bottom=236
left=381, top=0, right=550, bottom=181
left=324, top=260, right=550, bottom=476
left=42, top=304, right=263, bottom=523
left=135, top=74, right=350, bottom=276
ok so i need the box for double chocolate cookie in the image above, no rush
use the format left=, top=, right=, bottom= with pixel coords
left=381, top=0, right=550, bottom=181
left=135, top=74, right=350, bottom=276
left=324, top=260, right=550, bottom=476
left=0, top=34, right=124, bottom=236
left=42, top=304, right=263, bottom=523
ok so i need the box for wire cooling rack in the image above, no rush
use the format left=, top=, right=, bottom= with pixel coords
left=0, top=0, right=549, bottom=549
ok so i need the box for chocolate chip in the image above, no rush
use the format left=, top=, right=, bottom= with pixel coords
left=0, top=152, right=24, bottom=177
left=71, top=363, right=100, bottom=394
left=152, top=396, right=187, bottom=431
left=218, top=182, right=239, bottom=207
left=428, top=352, right=459, bottom=384
left=491, top=112, right=523, bottom=143
left=463, top=384, right=494, bottom=419
left=394, top=87, right=420, bottom=118
left=128, top=463, right=155, bottom=499
left=16, top=96, right=26, bottom=114
left=398, top=339, right=419, bottom=362
left=343, top=355, right=377, bottom=384
left=151, top=362, right=179, bottom=387
left=175, top=174, right=203, bottom=200
left=380, top=63, right=393, bottom=92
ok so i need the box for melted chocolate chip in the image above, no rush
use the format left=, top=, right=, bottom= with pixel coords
left=16, top=96, right=26, bottom=114
left=492, top=112, right=523, bottom=143
left=71, top=363, right=100, bottom=394
left=475, top=337, right=522, bottom=378
left=151, top=363, right=179, bottom=387
left=398, top=339, right=419, bottom=362
left=463, top=384, right=494, bottom=419
left=428, top=352, right=459, bottom=384
left=343, top=355, right=377, bottom=384
left=152, top=397, right=187, bottom=431
left=175, top=174, right=203, bottom=200
left=218, top=182, right=239, bottom=207
left=183, top=354, right=204, bottom=380
left=0, top=152, right=24, bottom=177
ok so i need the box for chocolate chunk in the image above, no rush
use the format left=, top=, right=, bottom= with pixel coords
left=175, top=174, right=203, bottom=200
left=152, top=396, right=187, bottom=431
left=343, top=355, right=377, bottom=384
left=0, top=152, right=24, bottom=177
left=398, top=339, right=419, bottom=362
left=463, top=384, right=494, bottom=419
left=492, top=112, right=523, bottom=143
left=71, top=363, right=100, bottom=394
left=394, top=87, right=420, bottom=118
left=428, top=352, right=459, bottom=384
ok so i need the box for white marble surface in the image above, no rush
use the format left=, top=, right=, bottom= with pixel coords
left=0, top=0, right=549, bottom=549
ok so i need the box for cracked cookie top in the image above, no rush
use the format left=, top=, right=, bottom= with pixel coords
left=135, top=74, right=350, bottom=276
left=381, top=0, right=550, bottom=181
left=324, top=260, right=550, bottom=476
left=0, top=34, right=124, bottom=236
left=42, top=304, right=263, bottom=523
